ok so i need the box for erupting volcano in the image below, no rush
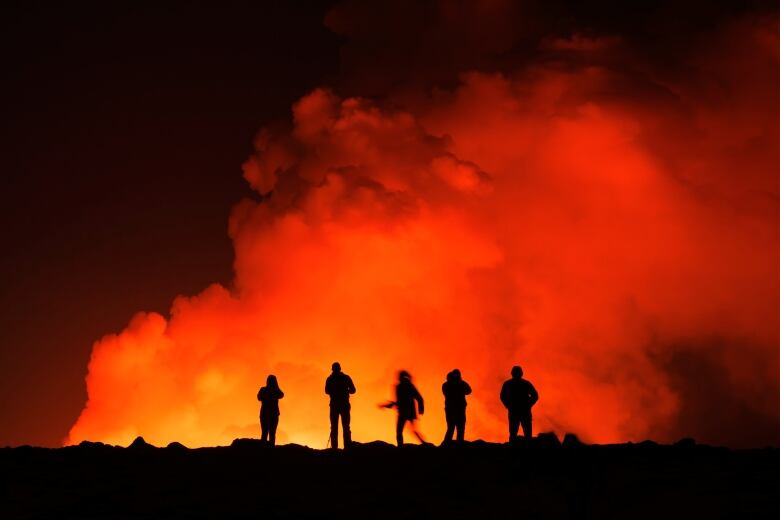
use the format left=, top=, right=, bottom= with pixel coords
left=66, top=3, right=779, bottom=450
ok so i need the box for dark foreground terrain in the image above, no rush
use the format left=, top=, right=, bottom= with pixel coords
left=2, top=435, right=777, bottom=519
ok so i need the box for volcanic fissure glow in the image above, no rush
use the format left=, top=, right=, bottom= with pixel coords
left=68, top=18, right=778, bottom=448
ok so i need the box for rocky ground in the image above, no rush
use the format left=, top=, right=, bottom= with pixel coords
left=2, top=435, right=777, bottom=519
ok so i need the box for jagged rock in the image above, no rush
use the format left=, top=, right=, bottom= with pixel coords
left=536, top=432, right=561, bottom=448
left=397, top=442, right=435, bottom=450
left=674, top=437, right=696, bottom=448
left=637, top=439, right=659, bottom=448
left=230, top=438, right=266, bottom=448
left=0, top=438, right=774, bottom=518
left=465, top=439, right=503, bottom=450
left=507, top=436, right=533, bottom=447
left=128, top=436, right=155, bottom=449
left=562, top=433, right=584, bottom=448
left=351, top=440, right=395, bottom=450
left=78, top=440, right=110, bottom=449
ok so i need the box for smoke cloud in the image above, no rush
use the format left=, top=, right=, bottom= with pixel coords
left=68, top=2, right=778, bottom=448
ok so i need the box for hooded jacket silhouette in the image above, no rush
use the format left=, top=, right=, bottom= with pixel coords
left=442, top=369, right=471, bottom=443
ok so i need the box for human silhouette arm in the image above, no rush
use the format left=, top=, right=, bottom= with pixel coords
left=325, top=376, right=332, bottom=396
left=414, top=387, right=424, bottom=415
left=347, top=375, right=356, bottom=395
left=528, top=382, right=539, bottom=407
left=500, top=381, right=510, bottom=409
left=258, top=387, right=281, bottom=403
left=463, top=381, right=472, bottom=395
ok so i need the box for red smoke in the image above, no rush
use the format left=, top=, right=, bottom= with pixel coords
left=68, top=7, right=779, bottom=448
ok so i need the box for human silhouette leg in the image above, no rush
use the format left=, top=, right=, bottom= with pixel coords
left=268, top=415, right=279, bottom=446
left=508, top=411, right=521, bottom=442
left=341, top=407, right=352, bottom=448
left=443, top=409, right=455, bottom=443
left=260, top=416, right=269, bottom=442
left=444, top=421, right=455, bottom=444
left=329, top=407, right=340, bottom=449
left=443, top=422, right=455, bottom=443
left=456, top=414, right=466, bottom=442
left=520, top=412, right=533, bottom=438
left=412, top=422, right=426, bottom=444
left=396, top=416, right=406, bottom=446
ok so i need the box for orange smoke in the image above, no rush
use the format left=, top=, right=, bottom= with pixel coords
left=68, top=13, right=779, bottom=448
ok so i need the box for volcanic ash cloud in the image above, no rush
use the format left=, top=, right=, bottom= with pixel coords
left=68, top=16, right=779, bottom=448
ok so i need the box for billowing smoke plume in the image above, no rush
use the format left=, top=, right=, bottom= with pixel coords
left=68, top=1, right=779, bottom=448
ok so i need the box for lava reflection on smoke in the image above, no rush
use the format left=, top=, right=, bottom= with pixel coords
left=68, top=13, right=779, bottom=448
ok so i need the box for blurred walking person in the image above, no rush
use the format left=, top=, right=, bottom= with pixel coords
left=442, top=369, right=472, bottom=444
left=382, top=370, right=425, bottom=446
left=257, top=375, right=284, bottom=446
left=325, top=362, right=356, bottom=449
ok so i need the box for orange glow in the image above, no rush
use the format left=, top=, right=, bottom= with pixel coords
left=67, top=17, right=779, bottom=448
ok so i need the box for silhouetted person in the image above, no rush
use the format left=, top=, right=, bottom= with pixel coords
left=325, top=362, right=356, bottom=449
left=442, top=369, right=472, bottom=444
left=500, top=365, right=539, bottom=441
left=257, top=374, right=284, bottom=446
left=383, top=370, right=425, bottom=446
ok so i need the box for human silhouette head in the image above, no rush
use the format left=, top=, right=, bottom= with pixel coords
left=452, top=369, right=461, bottom=380
left=266, top=374, right=278, bottom=388
left=511, top=365, right=523, bottom=378
left=399, top=370, right=411, bottom=382
left=332, top=362, right=341, bottom=373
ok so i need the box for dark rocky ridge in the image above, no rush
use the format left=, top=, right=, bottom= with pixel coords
left=2, top=435, right=777, bottom=519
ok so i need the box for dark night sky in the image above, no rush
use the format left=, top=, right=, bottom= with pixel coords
left=0, top=1, right=339, bottom=447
